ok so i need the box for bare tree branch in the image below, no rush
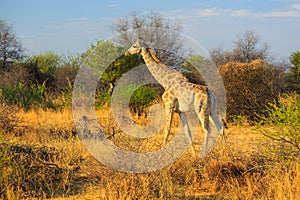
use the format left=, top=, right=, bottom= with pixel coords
left=0, top=20, right=24, bottom=70
left=111, top=12, right=184, bottom=66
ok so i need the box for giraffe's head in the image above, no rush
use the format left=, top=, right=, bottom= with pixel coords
left=125, top=37, right=145, bottom=56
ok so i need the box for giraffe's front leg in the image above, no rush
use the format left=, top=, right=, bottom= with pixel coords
left=162, top=91, right=175, bottom=144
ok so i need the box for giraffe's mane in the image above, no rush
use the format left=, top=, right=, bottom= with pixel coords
left=146, top=48, right=168, bottom=68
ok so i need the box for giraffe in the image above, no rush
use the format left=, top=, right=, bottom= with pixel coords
left=125, top=38, right=224, bottom=152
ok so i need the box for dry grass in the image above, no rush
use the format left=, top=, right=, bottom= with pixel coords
left=1, top=106, right=299, bottom=199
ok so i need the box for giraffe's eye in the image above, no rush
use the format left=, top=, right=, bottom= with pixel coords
left=133, top=45, right=138, bottom=48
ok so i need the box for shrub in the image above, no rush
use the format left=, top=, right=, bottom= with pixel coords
left=219, top=59, right=286, bottom=121
left=95, top=88, right=112, bottom=109
left=129, top=85, right=161, bottom=116
left=259, top=93, right=300, bottom=160
left=1, top=82, right=54, bottom=109
left=24, top=51, right=62, bottom=88
left=54, top=65, right=78, bottom=92
left=110, top=83, right=161, bottom=116
left=0, top=63, right=30, bottom=87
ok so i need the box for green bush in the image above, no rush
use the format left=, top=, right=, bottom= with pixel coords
left=110, top=83, right=160, bottom=116
left=259, top=93, right=300, bottom=160
left=129, top=85, right=159, bottom=116
left=24, top=51, right=62, bottom=88
left=1, top=82, right=54, bottom=109
left=95, top=89, right=112, bottom=109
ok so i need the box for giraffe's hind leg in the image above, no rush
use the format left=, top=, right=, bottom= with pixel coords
left=199, top=106, right=210, bottom=152
left=180, top=112, right=196, bottom=155
left=194, top=91, right=211, bottom=156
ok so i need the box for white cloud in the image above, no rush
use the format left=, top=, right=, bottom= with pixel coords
left=163, top=9, right=198, bottom=20
left=165, top=8, right=248, bottom=19
left=198, top=8, right=222, bottom=17
left=228, top=9, right=248, bottom=17
left=197, top=8, right=248, bottom=17
left=292, top=3, right=300, bottom=11
left=255, top=10, right=300, bottom=17
left=253, top=3, right=300, bottom=17
left=171, top=7, right=299, bottom=19
left=163, top=5, right=300, bottom=59
left=195, top=8, right=246, bottom=17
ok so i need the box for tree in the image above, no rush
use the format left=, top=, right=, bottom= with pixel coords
left=111, top=12, right=184, bottom=65
left=0, top=20, right=23, bottom=70
left=210, top=46, right=232, bottom=67
left=210, top=30, right=269, bottom=65
left=288, top=51, right=300, bottom=92
left=233, top=30, right=269, bottom=63
left=290, top=51, right=300, bottom=75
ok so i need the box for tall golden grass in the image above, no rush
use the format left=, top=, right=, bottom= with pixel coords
left=1, top=107, right=299, bottom=199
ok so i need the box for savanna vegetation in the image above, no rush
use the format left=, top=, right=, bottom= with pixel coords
left=0, top=13, right=299, bottom=199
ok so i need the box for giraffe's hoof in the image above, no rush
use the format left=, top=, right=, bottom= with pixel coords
left=199, top=148, right=208, bottom=158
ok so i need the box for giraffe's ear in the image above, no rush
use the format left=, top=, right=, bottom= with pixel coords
left=136, top=37, right=147, bottom=47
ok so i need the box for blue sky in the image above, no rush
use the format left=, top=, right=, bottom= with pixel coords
left=1, top=0, right=300, bottom=60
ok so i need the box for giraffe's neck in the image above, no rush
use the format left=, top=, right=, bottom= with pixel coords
left=140, top=48, right=176, bottom=88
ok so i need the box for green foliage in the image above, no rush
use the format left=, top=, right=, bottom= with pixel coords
left=84, top=40, right=143, bottom=107
left=130, top=85, right=158, bottom=116
left=55, top=88, right=73, bottom=109
left=101, top=55, right=141, bottom=83
left=25, top=51, right=62, bottom=86
left=95, top=89, right=112, bottom=109
left=259, top=93, right=300, bottom=160
left=85, top=40, right=125, bottom=73
left=288, top=51, right=300, bottom=92
left=111, top=83, right=160, bottom=116
left=231, top=115, right=249, bottom=126
left=181, top=54, right=206, bottom=85
left=85, top=39, right=141, bottom=84
left=31, top=51, right=61, bottom=74
left=61, top=53, right=81, bottom=69
left=1, top=82, right=54, bottom=109
left=290, top=51, right=300, bottom=73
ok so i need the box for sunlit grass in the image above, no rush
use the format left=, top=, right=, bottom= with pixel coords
left=1, top=107, right=299, bottom=199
